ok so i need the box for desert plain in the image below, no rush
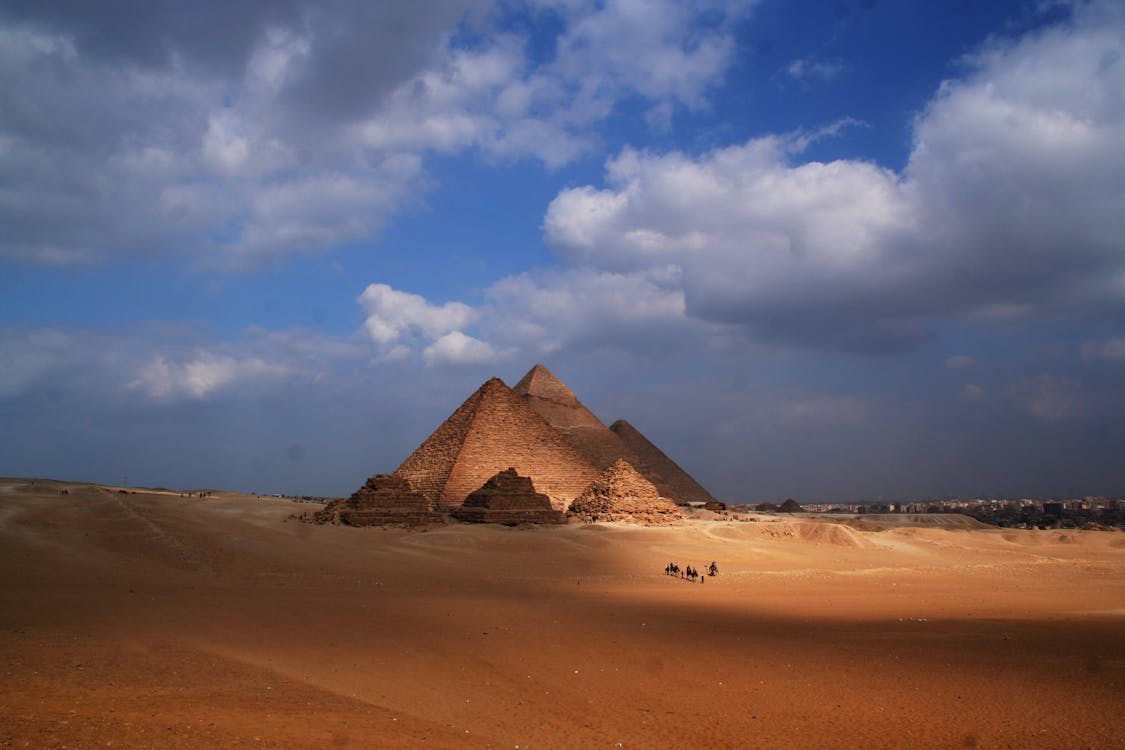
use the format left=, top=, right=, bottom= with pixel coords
left=1, top=478, right=1124, bottom=749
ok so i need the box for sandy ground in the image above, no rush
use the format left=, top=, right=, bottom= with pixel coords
left=1, top=479, right=1124, bottom=749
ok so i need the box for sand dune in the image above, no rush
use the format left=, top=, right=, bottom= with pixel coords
left=2, top=479, right=1124, bottom=748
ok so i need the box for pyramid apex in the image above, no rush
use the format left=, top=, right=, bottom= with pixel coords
left=513, top=363, right=579, bottom=406
left=481, top=376, right=510, bottom=390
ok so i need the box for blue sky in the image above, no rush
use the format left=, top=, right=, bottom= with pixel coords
left=2, top=0, right=1123, bottom=503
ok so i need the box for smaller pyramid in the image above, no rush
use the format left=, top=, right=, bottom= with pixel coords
left=610, top=419, right=715, bottom=503
left=452, top=468, right=565, bottom=525
left=568, top=459, right=683, bottom=525
left=315, top=474, right=443, bottom=527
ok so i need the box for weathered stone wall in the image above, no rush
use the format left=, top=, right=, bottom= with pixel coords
left=568, top=459, right=683, bottom=525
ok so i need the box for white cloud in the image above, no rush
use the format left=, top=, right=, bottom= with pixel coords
left=201, top=111, right=251, bottom=175
left=546, top=0, right=754, bottom=111
left=544, top=136, right=916, bottom=350
left=127, top=353, right=290, bottom=401
left=358, top=283, right=477, bottom=349
left=542, top=1, right=1125, bottom=351
left=482, top=267, right=692, bottom=355
left=423, top=331, right=499, bottom=365
left=945, top=355, right=976, bottom=369
left=226, top=162, right=422, bottom=265
left=353, top=268, right=696, bottom=363
left=0, top=1, right=758, bottom=266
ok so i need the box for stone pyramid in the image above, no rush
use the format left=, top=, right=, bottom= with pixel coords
left=514, top=363, right=649, bottom=470
left=394, top=377, right=600, bottom=510
left=610, top=419, right=715, bottom=503
left=514, top=364, right=714, bottom=503
left=314, top=474, right=443, bottom=527
left=452, top=468, right=565, bottom=525
left=568, top=459, right=683, bottom=525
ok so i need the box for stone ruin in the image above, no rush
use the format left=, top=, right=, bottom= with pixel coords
left=451, top=468, right=565, bottom=526
left=568, top=459, right=684, bottom=525
left=313, top=474, right=444, bottom=527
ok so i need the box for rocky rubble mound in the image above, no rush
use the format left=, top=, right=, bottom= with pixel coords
left=568, top=459, right=683, bottom=525
left=452, top=468, right=565, bottom=525
left=313, top=474, right=444, bottom=527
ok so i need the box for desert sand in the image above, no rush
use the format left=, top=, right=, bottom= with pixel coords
left=2, top=479, right=1124, bottom=749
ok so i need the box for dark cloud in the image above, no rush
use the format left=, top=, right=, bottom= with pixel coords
left=1, top=0, right=755, bottom=266
left=0, top=0, right=483, bottom=132
left=0, top=1, right=299, bottom=74
left=279, top=2, right=484, bottom=124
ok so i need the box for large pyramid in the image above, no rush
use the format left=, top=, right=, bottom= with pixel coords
left=394, top=377, right=600, bottom=511
left=513, top=364, right=714, bottom=503
left=513, top=364, right=642, bottom=471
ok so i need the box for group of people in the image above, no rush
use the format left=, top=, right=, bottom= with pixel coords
left=664, top=561, right=719, bottom=582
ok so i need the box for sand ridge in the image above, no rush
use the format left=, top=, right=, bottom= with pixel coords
left=2, top=479, right=1124, bottom=748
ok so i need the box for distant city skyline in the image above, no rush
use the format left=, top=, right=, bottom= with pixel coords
left=2, top=1, right=1124, bottom=503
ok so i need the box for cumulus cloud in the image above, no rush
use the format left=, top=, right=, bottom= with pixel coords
left=423, top=331, right=499, bottom=365
left=0, top=0, right=755, bottom=266
left=352, top=268, right=699, bottom=364
left=481, top=267, right=695, bottom=356
left=542, top=0, right=1125, bottom=352
left=542, top=0, right=756, bottom=113
left=357, top=283, right=506, bottom=366
left=544, top=135, right=919, bottom=350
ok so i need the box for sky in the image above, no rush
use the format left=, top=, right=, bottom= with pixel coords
left=2, top=0, right=1124, bottom=503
